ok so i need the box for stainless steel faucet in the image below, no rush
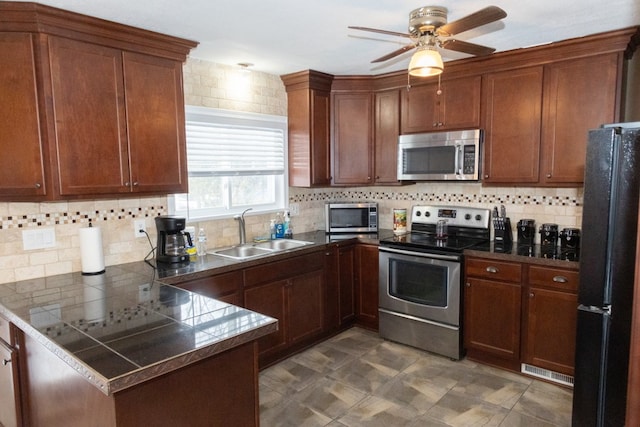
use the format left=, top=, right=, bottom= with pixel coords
left=234, top=208, right=253, bottom=245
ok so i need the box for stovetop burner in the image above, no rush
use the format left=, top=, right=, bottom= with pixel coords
left=380, top=205, right=491, bottom=254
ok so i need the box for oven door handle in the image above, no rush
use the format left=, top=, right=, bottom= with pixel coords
left=379, top=246, right=461, bottom=262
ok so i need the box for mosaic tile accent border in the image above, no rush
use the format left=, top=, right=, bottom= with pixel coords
left=290, top=190, right=582, bottom=207
left=0, top=206, right=167, bottom=230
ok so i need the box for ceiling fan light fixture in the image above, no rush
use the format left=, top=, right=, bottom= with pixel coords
left=408, top=46, right=443, bottom=77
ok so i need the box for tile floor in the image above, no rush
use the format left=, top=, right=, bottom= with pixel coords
left=259, top=328, right=573, bottom=426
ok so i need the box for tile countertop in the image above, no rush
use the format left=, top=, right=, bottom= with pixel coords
left=0, top=230, right=386, bottom=397
left=0, top=263, right=278, bottom=396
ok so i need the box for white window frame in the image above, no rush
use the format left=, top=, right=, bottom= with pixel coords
left=169, top=106, right=288, bottom=221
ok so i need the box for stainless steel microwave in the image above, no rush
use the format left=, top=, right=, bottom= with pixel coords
left=325, top=202, right=378, bottom=234
left=397, top=129, right=482, bottom=181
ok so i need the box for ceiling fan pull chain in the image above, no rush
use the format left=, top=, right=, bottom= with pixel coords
left=436, top=74, right=442, bottom=95
left=407, top=73, right=412, bottom=91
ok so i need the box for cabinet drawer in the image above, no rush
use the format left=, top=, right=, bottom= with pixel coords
left=528, top=265, right=579, bottom=292
left=465, top=258, right=522, bottom=283
left=0, top=314, right=10, bottom=343
left=177, top=270, right=243, bottom=299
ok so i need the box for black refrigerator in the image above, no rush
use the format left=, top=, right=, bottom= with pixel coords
left=572, top=123, right=640, bottom=426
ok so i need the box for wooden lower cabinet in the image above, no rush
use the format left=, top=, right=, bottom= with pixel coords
left=338, top=244, right=356, bottom=326
left=176, top=270, right=243, bottom=306
left=522, top=265, right=579, bottom=376
left=0, top=317, right=22, bottom=427
left=20, top=329, right=260, bottom=427
left=464, top=255, right=579, bottom=378
left=355, top=244, right=379, bottom=330
left=244, top=250, right=326, bottom=366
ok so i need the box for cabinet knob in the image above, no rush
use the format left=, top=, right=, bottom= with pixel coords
left=484, top=174, right=489, bottom=179
left=465, top=282, right=471, bottom=287
left=552, top=275, right=568, bottom=283
left=34, top=183, right=41, bottom=189
left=529, top=292, right=535, bottom=298
left=133, top=182, right=139, bottom=187
left=486, top=266, right=499, bottom=273
left=124, top=182, right=130, bottom=187
left=546, top=173, right=552, bottom=178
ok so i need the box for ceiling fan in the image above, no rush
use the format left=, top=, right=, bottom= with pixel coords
left=349, top=5, right=507, bottom=77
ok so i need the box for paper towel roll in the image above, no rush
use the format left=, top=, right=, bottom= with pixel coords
left=79, top=225, right=105, bottom=274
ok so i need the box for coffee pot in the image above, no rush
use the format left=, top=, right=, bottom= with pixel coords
left=155, top=216, right=191, bottom=264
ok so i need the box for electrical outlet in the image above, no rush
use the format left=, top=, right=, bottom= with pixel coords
left=134, top=219, right=147, bottom=238
left=289, top=203, right=300, bottom=216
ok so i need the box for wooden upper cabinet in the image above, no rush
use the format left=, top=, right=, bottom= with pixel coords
left=374, top=89, right=402, bottom=185
left=482, top=66, right=544, bottom=184
left=540, top=53, right=620, bottom=185
left=0, top=2, right=197, bottom=200
left=281, top=70, right=333, bottom=187
left=123, top=52, right=188, bottom=194
left=400, top=75, right=481, bottom=133
left=49, top=37, right=131, bottom=196
left=0, top=33, right=47, bottom=199
left=332, top=92, right=374, bottom=185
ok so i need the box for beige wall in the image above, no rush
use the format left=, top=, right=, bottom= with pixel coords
left=0, top=58, right=583, bottom=285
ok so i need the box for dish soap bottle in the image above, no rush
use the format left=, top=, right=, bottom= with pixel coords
left=269, top=219, right=276, bottom=240
left=283, top=210, right=292, bottom=239
left=275, top=213, right=284, bottom=239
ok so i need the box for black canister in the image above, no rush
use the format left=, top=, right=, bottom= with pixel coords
left=539, top=223, right=559, bottom=246
left=517, top=219, right=536, bottom=245
left=560, top=228, right=581, bottom=250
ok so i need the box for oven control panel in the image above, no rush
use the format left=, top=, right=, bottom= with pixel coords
left=411, top=205, right=490, bottom=229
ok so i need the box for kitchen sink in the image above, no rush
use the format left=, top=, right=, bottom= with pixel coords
left=253, top=239, right=313, bottom=251
left=209, top=239, right=314, bottom=260
left=210, top=245, right=273, bottom=260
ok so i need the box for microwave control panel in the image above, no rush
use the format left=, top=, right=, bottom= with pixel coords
left=463, top=145, right=476, bottom=174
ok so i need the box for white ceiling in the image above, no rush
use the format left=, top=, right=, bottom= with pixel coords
left=11, top=0, right=640, bottom=76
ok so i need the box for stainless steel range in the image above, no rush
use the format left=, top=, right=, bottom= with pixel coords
left=378, top=205, right=491, bottom=360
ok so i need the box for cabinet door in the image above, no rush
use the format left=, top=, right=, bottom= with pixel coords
left=123, top=52, right=188, bottom=194
left=540, top=54, right=619, bottom=185
left=401, top=76, right=481, bottom=133
left=288, top=269, right=325, bottom=345
left=287, top=88, right=332, bottom=187
left=374, top=89, right=401, bottom=185
left=0, top=340, right=21, bottom=427
left=332, top=92, right=373, bottom=185
left=356, top=244, right=379, bottom=330
left=338, top=244, right=356, bottom=325
left=400, top=82, right=439, bottom=133
left=464, top=277, right=522, bottom=362
left=0, top=33, right=47, bottom=199
left=482, top=67, right=543, bottom=184
left=524, top=287, right=577, bottom=375
left=244, top=280, right=287, bottom=358
left=49, top=36, right=131, bottom=196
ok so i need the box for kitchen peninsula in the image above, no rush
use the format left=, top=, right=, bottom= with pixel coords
left=0, top=262, right=277, bottom=427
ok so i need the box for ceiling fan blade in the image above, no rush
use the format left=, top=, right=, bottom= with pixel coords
left=437, top=6, right=507, bottom=37
left=440, top=39, right=496, bottom=56
left=371, top=44, right=416, bottom=63
left=348, top=26, right=410, bottom=38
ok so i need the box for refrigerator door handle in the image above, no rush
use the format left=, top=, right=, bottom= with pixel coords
left=578, top=303, right=611, bottom=315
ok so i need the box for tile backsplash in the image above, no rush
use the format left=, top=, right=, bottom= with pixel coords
left=0, top=183, right=582, bottom=285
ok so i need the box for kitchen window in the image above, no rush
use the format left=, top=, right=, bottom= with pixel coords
left=171, top=106, right=287, bottom=220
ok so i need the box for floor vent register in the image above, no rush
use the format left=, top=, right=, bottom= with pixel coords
left=521, top=363, right=574, bottom=387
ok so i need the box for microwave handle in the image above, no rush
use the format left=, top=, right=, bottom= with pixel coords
left=455, top=144, right=464, bottom=176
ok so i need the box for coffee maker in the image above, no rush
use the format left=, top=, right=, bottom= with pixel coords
left=155, top=216, right=191, bottom=264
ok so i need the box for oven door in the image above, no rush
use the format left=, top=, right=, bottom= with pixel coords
left=379, top=246, right=461, bottom=327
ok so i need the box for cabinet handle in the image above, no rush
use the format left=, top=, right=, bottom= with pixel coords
left=2, top=358, right=10, bottom=366
left=35, top=183, right=41, bottom=189
left=552, top=275, right=568, bottom=283
left=486, top=266, right=499, bottom=273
